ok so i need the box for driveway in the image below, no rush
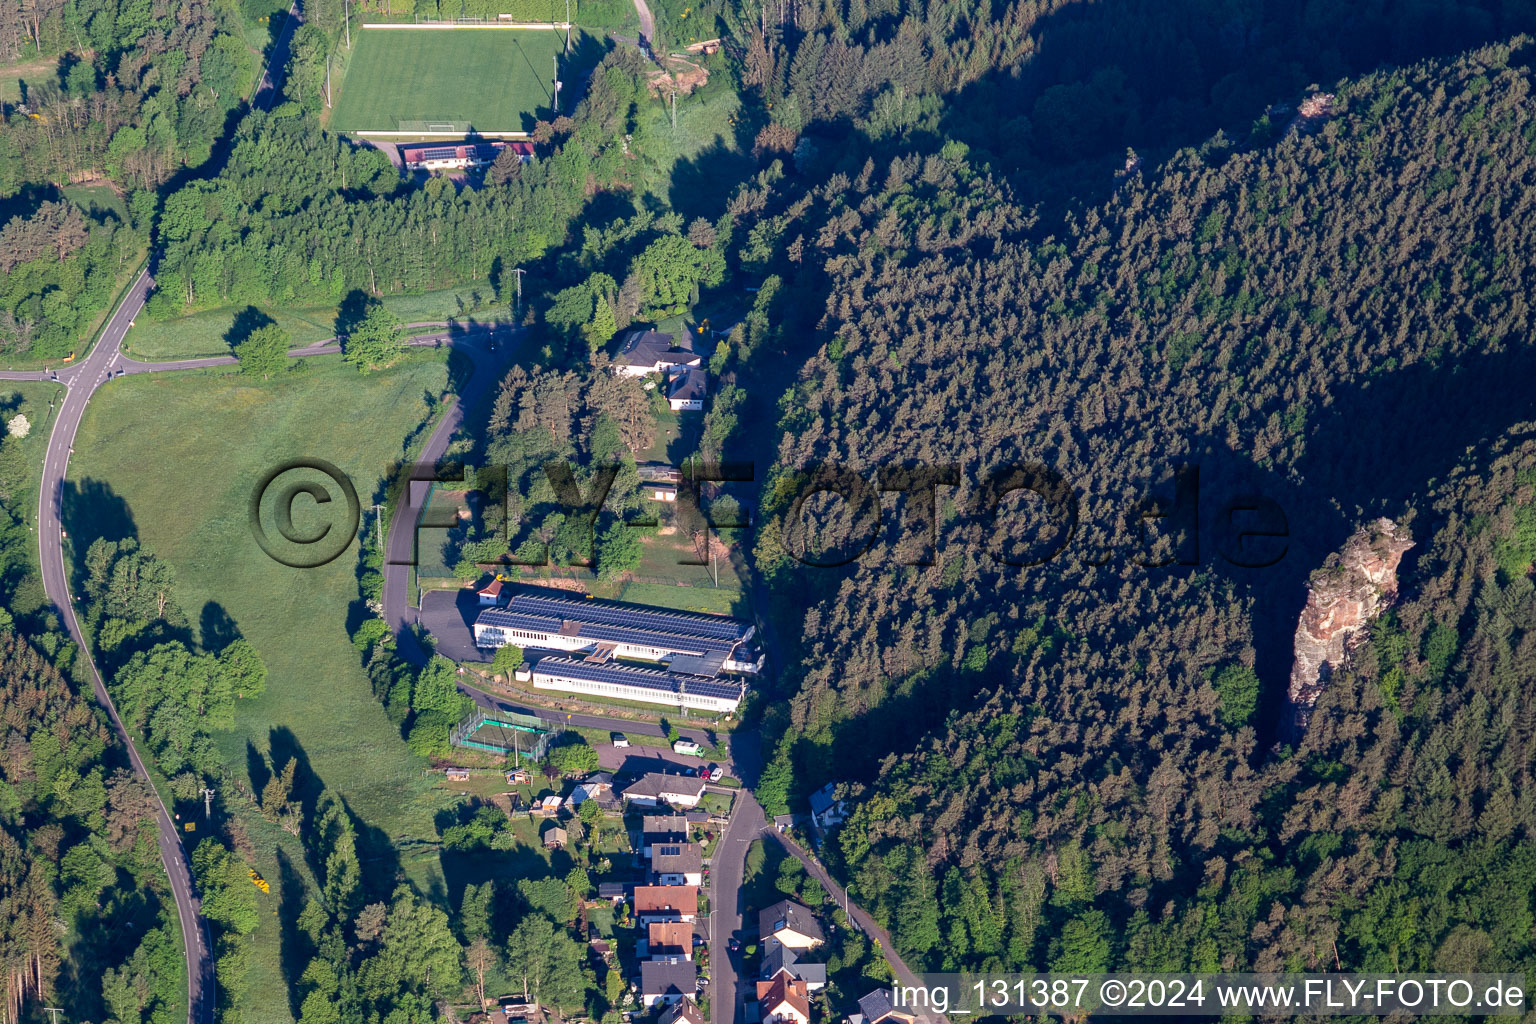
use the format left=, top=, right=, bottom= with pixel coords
left=420, top=587, right=491, bottom=662
left=632, top=0, right=655, bottom=51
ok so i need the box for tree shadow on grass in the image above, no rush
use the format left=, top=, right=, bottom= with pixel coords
left=223, top=306, right=276, bottom=351
left=60, top=476, right=138, bottom=586
left=268, top=725, right=405, bottom=907
left=335, top=290, right=375, bottom=339
left=246, top=739, right=273, bottom=800
left=276, top=847, right=312, bottom=1021
left=200, top=600, right=241, bottom=650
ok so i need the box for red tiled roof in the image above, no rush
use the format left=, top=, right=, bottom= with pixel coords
left=633, top=885, right=698, bottom=915
left=757, top=976, right=811, bottom=1022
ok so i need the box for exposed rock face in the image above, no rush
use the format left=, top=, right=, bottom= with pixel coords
left=1289, top=518, right=1414, bottom=728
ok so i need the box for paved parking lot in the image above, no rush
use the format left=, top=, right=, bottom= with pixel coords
left=419, top=587, right=491, bottom=662
left=598, top=745, right=720, bottom=774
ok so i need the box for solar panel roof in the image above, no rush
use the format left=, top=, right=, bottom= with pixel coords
left=476, top=607, right=741, bottom=656
left=508, top=591, right=749, bottom=641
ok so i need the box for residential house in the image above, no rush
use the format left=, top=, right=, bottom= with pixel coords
left=659, top=998, right=706, bottom=1024
left=613, top=327, right=702, bottom=378
left=639, top=957, right=697, bottom=1008
left=762, top=944, right=827, bottom=992
left=622, top=773, right=707, bottom=809
left=666, top=366, right=707, bottom=412
left=758, top=899, right=826, bottom=951
left=567, top=772, right=621, bottom=813
left=809, top=783, right=848, bottom=828
left=847, top=990, right=917, bottom=1024
left=498, top=999, right=541, bottom=1020
left=646, top=921, right=694, bottom=959
left=637, top=463, right=683, bottom=483
left=757, top=976, right=812, bottom=1024
left=650, top=843, right=704, bottom=886
left=633, top=885, right=698, bottom=923
left=642, top=815, right=689, bottom=855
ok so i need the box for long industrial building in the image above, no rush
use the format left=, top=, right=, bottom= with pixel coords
left=531, top=657, right=745, bottom=713
left=473, top=589, right=763, bottom=673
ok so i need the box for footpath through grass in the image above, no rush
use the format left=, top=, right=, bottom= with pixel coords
left=66, top=353, right=466, bottom=1024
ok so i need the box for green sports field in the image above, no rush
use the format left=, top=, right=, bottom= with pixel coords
left=330, top=28, right=588, bottom=132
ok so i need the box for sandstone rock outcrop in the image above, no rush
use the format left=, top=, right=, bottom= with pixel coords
left=1288, top=518, right=1414, bottom=729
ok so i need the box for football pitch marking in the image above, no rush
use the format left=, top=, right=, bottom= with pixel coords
left=329, top=26, right=577, bottom=134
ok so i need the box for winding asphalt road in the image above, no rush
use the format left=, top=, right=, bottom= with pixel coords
left=0, top=274, right=513, bottom=1024
left=1, top=270, right=218, bottom=1024
left=0, top=4, right=400, bottom=1020
left=381, top=334, right=513, bottom=664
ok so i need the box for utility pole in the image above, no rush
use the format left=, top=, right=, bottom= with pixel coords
left=370, top=503, right=387, bottom=548
left=344, top=0, right=351, bottom=49
left=325, top=53, right=332, bottom=107
left=552, top=55, right=560, bottom=116
left=201, top=787, right=215, bottom=819
left=564, top=0, right=571, bottom=54
left=510, top=267, right=525, bottom=322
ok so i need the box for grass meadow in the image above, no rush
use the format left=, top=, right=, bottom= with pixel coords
left=617, top=580, right=744, bottom=615
left=329, top=28, right=590, bottom=132
left=65, top=353, right=477, bottom=1024
left=125, top=279, right=505, bottom=361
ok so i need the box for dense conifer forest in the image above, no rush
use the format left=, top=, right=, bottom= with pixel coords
left=739, top=41, right=1536, bottom=979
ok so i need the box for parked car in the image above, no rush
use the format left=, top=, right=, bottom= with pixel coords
left=673, top=739, right=702, bottom=756
left=611, top=732, right=630, bottom=748
left=707, top=764, right=724, bottom=781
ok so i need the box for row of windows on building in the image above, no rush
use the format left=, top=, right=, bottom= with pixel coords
left=535, top=675, right=736, bottom=711
left=483, top=626, right=674, bottom=660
